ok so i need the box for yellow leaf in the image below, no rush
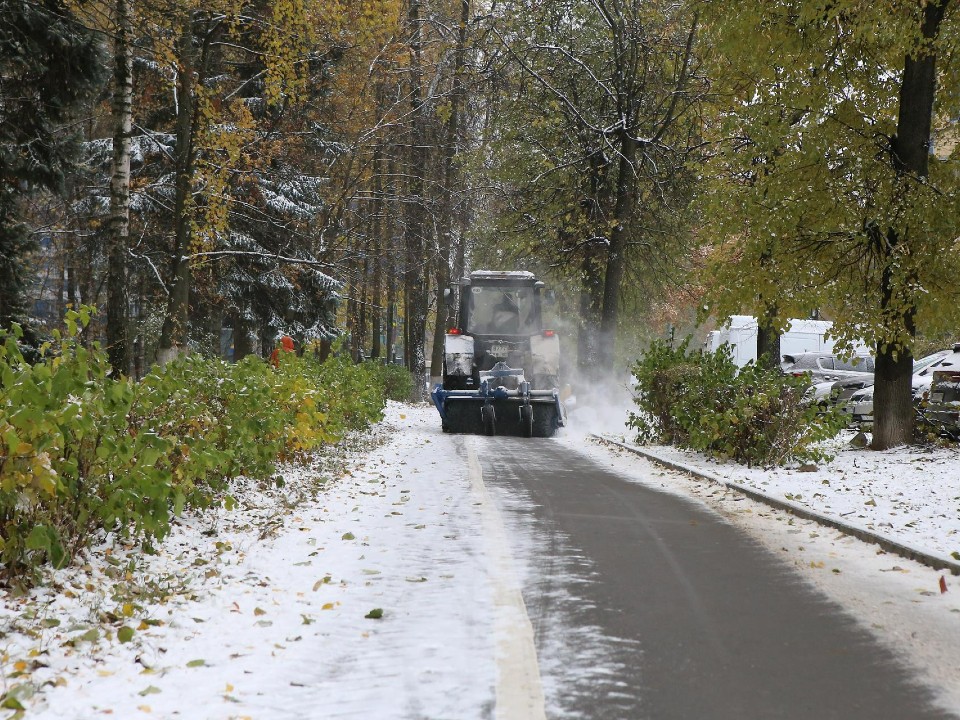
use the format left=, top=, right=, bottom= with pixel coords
left=137, top=705, right=151, bottom=712
left=254, top=607, right=266, bottom=616
left=225, top=683, right=234, bottom=693
left=321, top=602, right=335, bottom=610
left=14, top=661, right=27, bottom=673
left=122, top=603, right=135, bottom=617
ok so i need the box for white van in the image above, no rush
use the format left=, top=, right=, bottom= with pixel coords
left=704, top=316, right=868, bottom=368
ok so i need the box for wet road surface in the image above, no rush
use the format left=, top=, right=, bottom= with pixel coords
left=475, top=437, right=953, bottom=720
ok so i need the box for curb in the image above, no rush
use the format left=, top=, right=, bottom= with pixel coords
left=591, top=435, right=960, bottom=577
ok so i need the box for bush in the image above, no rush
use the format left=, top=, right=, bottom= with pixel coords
left=0, top=310, right=391, bottom=583
left=375, top=362, right=415, bottom=402
left=0, top=309, right=176, bottom=579
left=628, top=339, right=846, bottom=467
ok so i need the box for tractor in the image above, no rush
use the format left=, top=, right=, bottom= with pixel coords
left=430, top=270, right=566, bottom=437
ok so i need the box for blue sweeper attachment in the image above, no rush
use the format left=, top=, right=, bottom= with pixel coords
left=431, top=363, right=565, bottom=438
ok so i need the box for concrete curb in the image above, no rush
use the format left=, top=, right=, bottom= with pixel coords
left=592, top=435, right=960, bottom=577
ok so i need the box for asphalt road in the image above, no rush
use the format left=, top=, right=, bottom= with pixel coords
left=475, top=436, right=954, bottom=720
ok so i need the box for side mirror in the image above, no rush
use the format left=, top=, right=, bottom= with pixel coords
left=443, top=287, right=455, bottom=308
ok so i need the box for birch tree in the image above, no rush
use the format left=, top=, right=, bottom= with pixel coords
left=104, top=0, right=133, bottom=375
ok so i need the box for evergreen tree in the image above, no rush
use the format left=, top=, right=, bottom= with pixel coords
left=0, top=0, right=104, bottom=331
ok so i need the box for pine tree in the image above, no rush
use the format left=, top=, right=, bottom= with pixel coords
left=0, top=0, right=104, bottom=332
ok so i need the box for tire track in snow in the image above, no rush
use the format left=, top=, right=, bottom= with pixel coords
left=465, top=435, right=546, bottom=720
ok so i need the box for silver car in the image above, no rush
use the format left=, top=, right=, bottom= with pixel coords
left=920, top=345, right=960, bottom=437
left=786, top=353, right=875, bottom=412
left=843, top=349, right=953, bottom=426
left=783, top=352, right=875, bottom=385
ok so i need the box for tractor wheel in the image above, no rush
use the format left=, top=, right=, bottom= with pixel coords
left=520, top=405, right=533, bottom=438
left=482, top=405, right=497, bottom=436
left=532, top=404, right=560, bottom=438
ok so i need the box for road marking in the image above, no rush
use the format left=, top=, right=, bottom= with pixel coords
left=465, top=436, right=547, bottom=720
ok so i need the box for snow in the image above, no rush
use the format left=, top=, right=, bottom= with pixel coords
left=4, top=407, right=502, bottom=718
left=2, top=401, right=959, bottom=718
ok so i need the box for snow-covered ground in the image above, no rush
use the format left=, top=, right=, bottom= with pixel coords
left=1, top=400, right=959, bottom=718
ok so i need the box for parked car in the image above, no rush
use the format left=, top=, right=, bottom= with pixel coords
left=843, top=349, right=953, bottom=426
left=782, top=352, right=875, bottom=385
left=786, top=352, right=875, bottom=409
left=804, top=377, right=870, bottom=410
left=919, top=344, right=960, bottom=438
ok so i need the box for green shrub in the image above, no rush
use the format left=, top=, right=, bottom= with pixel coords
left=0, top=310, right=391, bottom=583
left=0, top=309, right=175, bottom=579
left=375, top=362, right=415, bottom=402
left=628, top=339, right=845, bottom=467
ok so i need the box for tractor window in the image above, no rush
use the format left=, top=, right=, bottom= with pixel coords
left=467, top=286, right=538, bottom=335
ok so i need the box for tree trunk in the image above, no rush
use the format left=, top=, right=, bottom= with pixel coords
left=57, top=238, right=69, bottom=320
left=157, top=15, right=196, bottom=365
left=598, top=134, right=637, bottom=374
left=430, top=0, right=469, bottom=384
left=756, top=303, right=781, bottom=371
left=404, top=0, right=429, bottom=399
left=386, top=300, right=396, bottom=363
left=233, top=311, right=255, bottom=361
left=106, top=0, right=133, bottom=376
left=578, top=253, right=604, bottom=383
left=872, top=290, right=915, bottom=450
left=359, top=257, right=369, bottom=361
left=370, top=148, right=384, bottom=360
left=872, top=0, right=947, bottom=449
left=756, top=323, right=782, bottom=371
